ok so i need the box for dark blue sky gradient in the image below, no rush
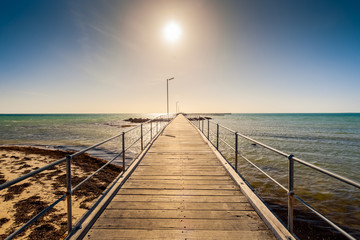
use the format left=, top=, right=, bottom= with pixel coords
left=1, top=0, right=359, bottom=113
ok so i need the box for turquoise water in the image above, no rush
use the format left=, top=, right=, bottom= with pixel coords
left=210, top=113, right=360, bottom=181
left=1, top=113, right=359, bottom=231
left=193, top=113, right=360, bottom=232
left=0, top=113, right=163, bottom=163
left=0, top=113, right=159, bottom=146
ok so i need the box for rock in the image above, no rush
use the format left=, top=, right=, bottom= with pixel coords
left=123, top=118, right=150, bottom=123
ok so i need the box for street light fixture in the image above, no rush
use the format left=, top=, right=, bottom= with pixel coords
left=167, top=77, right=174, bottom=115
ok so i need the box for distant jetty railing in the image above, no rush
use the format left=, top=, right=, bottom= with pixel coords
left=0, top=114, right=175, bottom=240
left=186, top=115, right=360, bottom=240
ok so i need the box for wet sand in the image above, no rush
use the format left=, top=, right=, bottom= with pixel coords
left=0, top=146, right=122, bottom=240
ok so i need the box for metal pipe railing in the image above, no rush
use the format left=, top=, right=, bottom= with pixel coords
left=71, top=152, right=122, bottom=193
left=216, top=123, right=219, bottom=149
left=207, top=119, right=210, bottom=139
left=288, top=154, right=294, bottom=233
left=66, top=155, right=72, bottom=233
left=239, top=154, right=289, bottom=192
left=235, top=132, right=238, bottom=172
left=187, top=114, right=359, bottom=240
left=294, top=195, right=356, bottom=240
left=0, top=114, right=174, bottom=240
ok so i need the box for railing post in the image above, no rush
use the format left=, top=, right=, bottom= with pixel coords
left=122, top=132, right=125, bottom=172
left=216, top=123, right=219, bottom=150
left=141, top=123, right=144, bottom=151
left=65, top=155, right=72, bottom=233
left=198, top=116, right=200, bottom=128
left=288, top=154, right=294, bottom=233
left=150, top=121, right=152, bottom=140
left=201, top=119, right=204, bottom=133
left=207, top=119, right=210, bottom=139
left=235, top=132, right=238, bottom=172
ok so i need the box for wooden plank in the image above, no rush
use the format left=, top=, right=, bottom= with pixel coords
left=131, top=171, right=227, bottom=176
left=106, top=201, right=254, bottom=211
left=116, top=189, right=241, bottom=196
left=127, top=175, right=231, bottom=180
left=92, top=218, right=269, bottom=231
left=122, top=183, right=238, bottom=190
left=101, top=209, right=258, bottom=219
left=109, top=195, right=248, bottom=203
left=146, top=151, right=214, bottom=154
left=139, top=161, right=221, bottom=166
left=141, top=158, right=220, bottom=162
left=123, top=179, right=235, bottom=185
left=86, top=229, right=275, bottom=240
left=135, top=166, right=225, bottom=170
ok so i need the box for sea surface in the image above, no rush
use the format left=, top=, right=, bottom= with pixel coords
left=0, top=113, right=359, bottom=233
left=0, top=113, right=165, bottom=165
left=194, top=113, right=360, bottom=233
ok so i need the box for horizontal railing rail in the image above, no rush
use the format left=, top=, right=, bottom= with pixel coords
left=0, top=114, right=175, bottom=240
left=186, top=114, right=359, bottom=240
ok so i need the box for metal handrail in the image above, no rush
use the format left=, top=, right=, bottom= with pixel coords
left=208, top=119, right=360, bottom=189
left=236, top=131, right=359, bottom=188
left=294, top=195, right=355, bottom=240
left=0, top=114, right=174, bottom=240
left=218, top=136, right=235, bottom=151
left=188, top=115, right=359, bottom=240
left=218, top=123, right=236, bottom=133
left=71, top=152, right=122, bottom=193
left=239, top=154, right=289, bottom=192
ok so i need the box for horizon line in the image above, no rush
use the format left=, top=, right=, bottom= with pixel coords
left=0, top=112, right=359, bottom=115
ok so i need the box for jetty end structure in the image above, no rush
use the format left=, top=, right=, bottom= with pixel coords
left=0, top=114, right=359, bottom=239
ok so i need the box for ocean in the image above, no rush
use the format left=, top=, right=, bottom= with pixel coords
left=196, top=113, right=360, bottom=232
left=0, top=113, right=359, bottom=232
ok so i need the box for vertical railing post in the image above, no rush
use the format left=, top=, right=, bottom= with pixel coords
left=201, top=119, right=204, bottom=133
left=198, top=116, right=200, bottom=129
left=122, top=132, right=125, bottom=172
left=235, top=132, right=238, bottom=172
left=65, top=155, right=72, bottom=233
left=150, top=121, right=152, bottom=140
left=288, top=154, right=294, bottom=233
left=207, top=119, right=210, bottom=139
left=141, top=123, right=144, bottom=151
left=216, top=123, right=219, bottom=150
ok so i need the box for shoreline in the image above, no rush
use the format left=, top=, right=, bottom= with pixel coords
left=0, top=146, right=122, bottom=240
left=0, top=144, right=135, bottom=166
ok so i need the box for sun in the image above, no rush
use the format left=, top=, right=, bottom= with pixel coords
left=163, top=21, right=182, bottom=43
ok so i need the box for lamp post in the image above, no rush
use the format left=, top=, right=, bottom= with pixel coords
left=167, top=77, right=174, bottom=115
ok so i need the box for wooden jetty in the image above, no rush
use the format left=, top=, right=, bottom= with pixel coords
left=71, top=114, right=293, bottom=239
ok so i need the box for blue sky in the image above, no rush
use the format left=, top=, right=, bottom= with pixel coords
left=1, top=0, right=359, bottom=113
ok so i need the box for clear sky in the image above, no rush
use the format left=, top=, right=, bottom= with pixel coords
left=1, top=0, right=359, bottom=113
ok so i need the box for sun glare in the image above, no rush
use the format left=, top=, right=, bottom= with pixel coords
left=163, top=21, right=182, bottom=43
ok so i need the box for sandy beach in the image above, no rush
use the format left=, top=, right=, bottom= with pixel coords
left=0, top=146, right=122, bottom=240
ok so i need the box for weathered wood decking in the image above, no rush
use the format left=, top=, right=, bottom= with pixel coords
left=82, top=114, right=279, bottom=239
